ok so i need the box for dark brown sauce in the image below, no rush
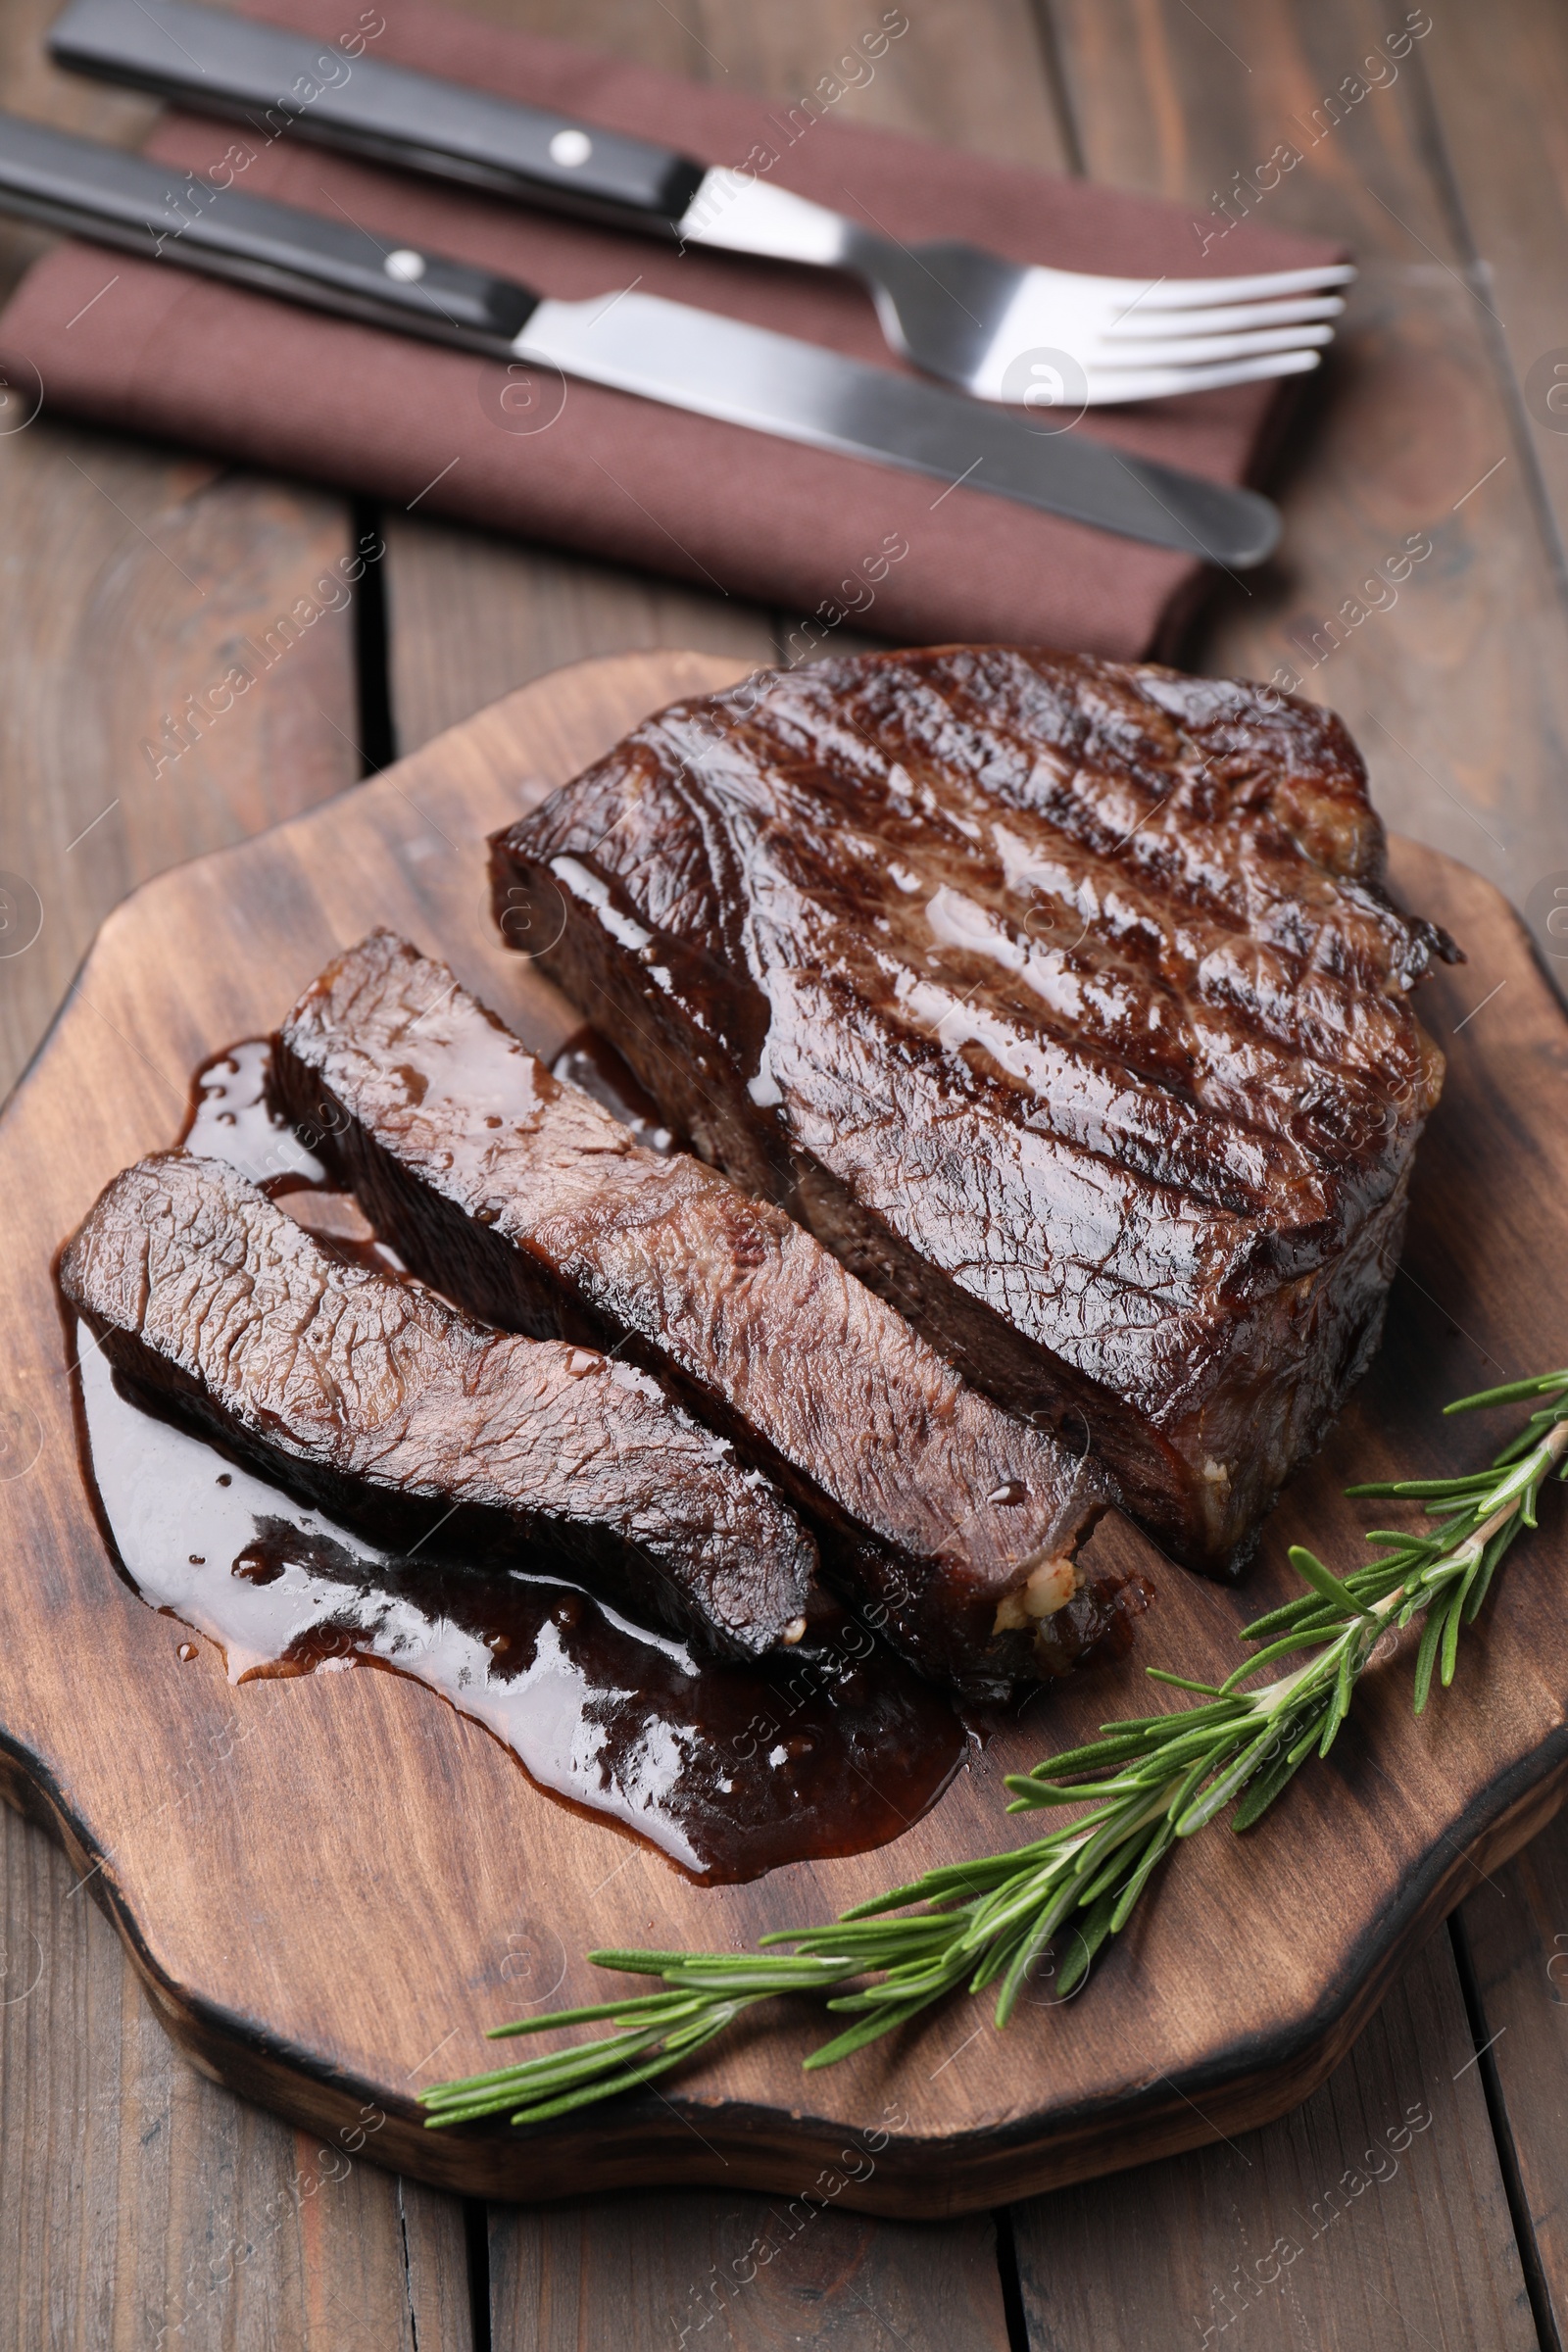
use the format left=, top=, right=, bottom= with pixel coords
left=74, top=1329, right=962, bottom=1882
left=68, top=1036, right=969, bottom=1885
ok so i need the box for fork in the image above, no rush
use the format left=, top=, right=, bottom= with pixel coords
left=683, top=171, right=1352, bottom=406
left=50, top=0, right=1353, bottom=408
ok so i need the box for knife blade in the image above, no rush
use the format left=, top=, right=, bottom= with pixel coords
left=516, top=295, right=1279, bottom=564
left=0, top=114, right=1280, bottom=566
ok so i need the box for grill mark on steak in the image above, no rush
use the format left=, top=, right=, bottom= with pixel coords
left=59, top=1152, right=815, bottom=1659
left=271, top=930, right=1118, bottom=1697
left=489, top=645, right=1453, bottom=1572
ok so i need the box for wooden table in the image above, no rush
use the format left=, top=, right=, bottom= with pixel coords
left=3, top=1, right=1567, bottom=2343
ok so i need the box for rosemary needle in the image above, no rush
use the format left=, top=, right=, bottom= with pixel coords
left=421, top=1370, right=1568, bottom=2132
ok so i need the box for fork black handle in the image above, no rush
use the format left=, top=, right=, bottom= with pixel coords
left=0, top=110, right=539, bottom=351
left=48, top=0, right=708, bottom=232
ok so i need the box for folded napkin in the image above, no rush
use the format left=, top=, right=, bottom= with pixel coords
left=0, top=0, right=1343, bottom=657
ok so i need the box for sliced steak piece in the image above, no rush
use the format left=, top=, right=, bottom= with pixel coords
left=60, top=1152, right=815, bottom=1659
left=489, top=645, right=1454, bottom=1574
left=272, top=931, right=1117, bottom=1697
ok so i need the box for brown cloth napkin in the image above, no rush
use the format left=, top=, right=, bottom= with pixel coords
left=0, top=0, right=1343, bottom=657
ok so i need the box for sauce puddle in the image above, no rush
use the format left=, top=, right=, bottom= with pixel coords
left=69, top=1035, right=966, bottom=1885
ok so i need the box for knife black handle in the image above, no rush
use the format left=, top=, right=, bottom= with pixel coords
left=49, top=0, right=708, bottom=233
left=0, top=112, right=538, bottom=353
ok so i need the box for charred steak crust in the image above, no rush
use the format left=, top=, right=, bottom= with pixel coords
left=272, top=929, right=1113, bottom=1696
left=489, top=645, right=1453, bottom=1573
left=60, top=1152, right=815, bottom=1659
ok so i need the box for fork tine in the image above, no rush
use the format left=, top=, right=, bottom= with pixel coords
left=1084, top=322, right=1335, bottom=367
left=1102, top=293, right=1345, bottom=337
left=1080, top=349, right=1321, bottom=405
left=1115, top=263, right=1355, bottom=309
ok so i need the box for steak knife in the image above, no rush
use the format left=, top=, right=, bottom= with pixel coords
left=0, top=114, right=1280, bottom=564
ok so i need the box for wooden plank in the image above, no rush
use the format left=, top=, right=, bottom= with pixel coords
left=490, top=2194, right=1011, bottom=2350
left=1410, top=15, right=1568, bottom=2325
left=1044, top=0, right=1568, bottom=919
left=384, top=520, right=773, bottom=754
left=1009, top=1928, right=1535, bottom=2351
left=0, top=431, right=368, bottom=1098
left=1414, top=0, right=1568, bottom=576
left=681, top=0, right=1072, bottom=168
left=1455, top=1801, right=1568, bottom=2348
left=0, top=1794, right=471, bottom=2352
left=417, top=0, right=1071, bottom=168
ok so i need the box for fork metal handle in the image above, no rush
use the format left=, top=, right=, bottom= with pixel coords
left=676, top=170, right=853, bottom=268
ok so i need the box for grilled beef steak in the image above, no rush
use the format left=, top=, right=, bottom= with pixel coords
left=490, top=646, right=1453, bottom=1572
left=272, top=930, right=1119, bottom=1695
left=60, top=1152, right=815, bottom=1658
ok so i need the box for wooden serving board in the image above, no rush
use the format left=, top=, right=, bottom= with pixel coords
left=1, top=649, right=1563, bottom=2219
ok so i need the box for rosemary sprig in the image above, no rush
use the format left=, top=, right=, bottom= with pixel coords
left=421, top=1370, right=1568, bottom=2133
